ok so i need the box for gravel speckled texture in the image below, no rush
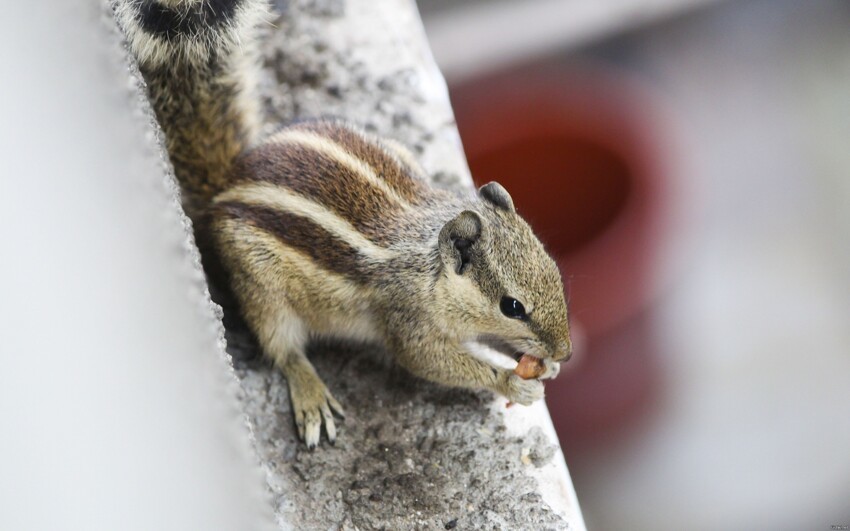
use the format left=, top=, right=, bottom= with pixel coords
left=231, top=341, right=566, bottom=530
left=258, top=0, right=472, bottom=193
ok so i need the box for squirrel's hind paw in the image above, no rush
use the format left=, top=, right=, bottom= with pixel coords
left=285, top=361, right=344, bottom=449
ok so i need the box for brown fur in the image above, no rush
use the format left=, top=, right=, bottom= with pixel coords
left=113, top=0, right=264, bottom=220
left=295, top=121, right=431, bottom=202
left=228, top=140, right=416, bottom=245
left=144, top=65, right=258, bottom=218
left=212, top=121, right=572, bottom=448
left=115, top=0, right=572, bottom=449
left=214, top=201, right=378, bottom=283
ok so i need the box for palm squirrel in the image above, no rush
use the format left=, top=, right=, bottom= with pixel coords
left=114, top=0, right=572, bottom=448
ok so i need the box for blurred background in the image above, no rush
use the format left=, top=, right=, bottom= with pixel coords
left=417, top=0, right=850, bottom=528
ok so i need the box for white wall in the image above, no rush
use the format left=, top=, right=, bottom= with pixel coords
left=0, top=2, right=274, bottom=529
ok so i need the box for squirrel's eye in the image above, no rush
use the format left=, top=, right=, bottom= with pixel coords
left=500, top=296, right=527, bottom=320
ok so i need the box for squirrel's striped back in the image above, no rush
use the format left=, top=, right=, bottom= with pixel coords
left=114, top=0, right=573, bottom=451
left=211, top=121, right=454, bottom=283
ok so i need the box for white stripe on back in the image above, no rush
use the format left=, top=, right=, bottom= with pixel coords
left=269, top=129, right=411, bottom=208
left=215, top=182, right=396, bottom=260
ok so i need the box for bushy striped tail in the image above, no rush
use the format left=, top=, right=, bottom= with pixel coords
left=113, top=0, right=267, bottom=219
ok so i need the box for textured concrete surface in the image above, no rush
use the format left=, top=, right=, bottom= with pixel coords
left=233, top=343, right=569, bottom=529
left=259, top=0, right=471, bottom=192
left=119, top=0, right=585, bottom=528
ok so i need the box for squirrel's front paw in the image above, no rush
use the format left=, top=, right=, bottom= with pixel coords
left=500, top=373, right=545, bottom=406
left=286, top=367, right=345, bottom=449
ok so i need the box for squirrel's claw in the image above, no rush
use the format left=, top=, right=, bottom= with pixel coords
left=304, top=408, right=322, bottom=449
left=321, top=401, right=337, bottom=445
left=540, top=359, right=561, bottom=380
left=326, top=391, right=346, bottom=419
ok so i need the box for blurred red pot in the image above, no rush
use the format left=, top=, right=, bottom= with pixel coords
left=451, top=63, right=674, bottom=447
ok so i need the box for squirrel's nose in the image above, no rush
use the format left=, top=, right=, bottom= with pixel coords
left=553, top=339, right=572, bottom=362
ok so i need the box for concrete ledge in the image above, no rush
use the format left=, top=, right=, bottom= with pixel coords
left=227, top=0, right=586, bottom=528
left=114, top=0, right=585, bottom=528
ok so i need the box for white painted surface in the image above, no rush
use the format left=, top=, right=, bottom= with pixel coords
left=0, top=2, right=273, bottom=529
left=502, top=401, right=587, bottom=531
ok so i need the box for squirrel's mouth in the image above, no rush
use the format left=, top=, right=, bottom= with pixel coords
left=463, top=335, right=534, bottom=371
left=463, top=335, right=559, bottom=380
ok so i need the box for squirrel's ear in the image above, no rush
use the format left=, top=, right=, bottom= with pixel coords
left=439, top=210, right=483, bottom=275
left=478, top=182, right=515, bottom=212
